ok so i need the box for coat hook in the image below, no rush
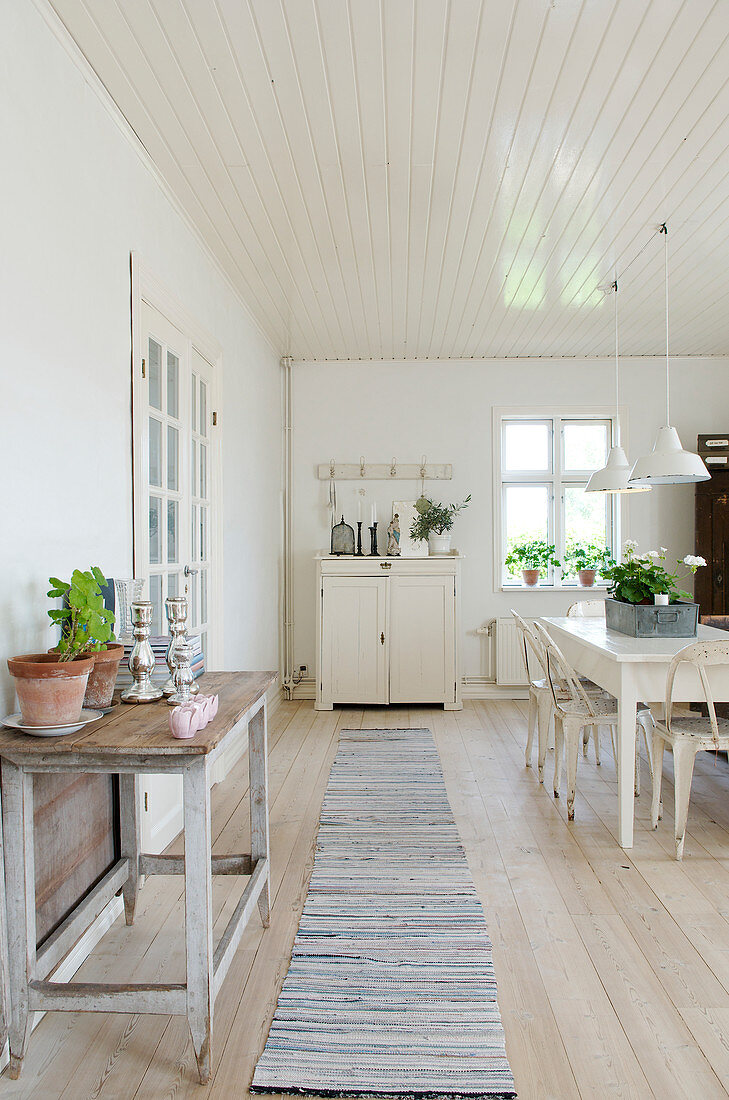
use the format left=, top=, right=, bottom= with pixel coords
left=390, top=457, right=397, bottom=477
left=360, top=456, right=366, bottom=477
left=420, top=454, right=427, bottom=479
left=329, top=459, right=336, bottom=479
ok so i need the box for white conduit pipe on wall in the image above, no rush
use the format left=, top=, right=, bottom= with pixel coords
left=281, top=357, right=295, bottom=698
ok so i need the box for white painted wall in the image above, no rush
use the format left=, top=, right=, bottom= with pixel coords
left=292, top=356, right=729, bottom=681
left=0, top=2, right=281, bottom=712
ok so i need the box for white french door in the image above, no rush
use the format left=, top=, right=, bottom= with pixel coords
left=133, top=288, right=222, bottom=851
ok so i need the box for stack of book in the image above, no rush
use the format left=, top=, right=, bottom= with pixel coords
left=115, top=635, right=205, bottom=689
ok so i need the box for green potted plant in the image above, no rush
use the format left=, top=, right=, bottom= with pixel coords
left=410, top=495, right=471, bottom=555
left=47, top=567, right=122, bottom=709
left=563, top=541, right=614, bottom=588
left=601, top=541, right=706, bottom=636
left=504, top=540, right=561, bottom=587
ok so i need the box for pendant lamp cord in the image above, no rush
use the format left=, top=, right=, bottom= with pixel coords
left=612, top=278, right=620, bottom=447
left=660, top=222, right=670, bottom=425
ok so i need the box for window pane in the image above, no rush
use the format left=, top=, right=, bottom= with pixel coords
left=149, top=495, right=162, bottom=564
left=199, top=443, right=207, bottom=499
left=564, top=485, right=608, bottom=576
left=564, top=422, right=608, bottom=472
left=149, top=574, right=163, bottom=635
left=148, top=339, right=162, bottom=410
left=504, top=485, right=549, bottom=580
left=504, top=422, right=549, bottom=471
left=167, top=351, right=179, bottom=418
left=167, top=426, right=179, bottom=491
left=167, top=499, right=178, bottom=563
left=149, top=417, right=162, bottom=487
left=199, top=381, right=207, bottom=436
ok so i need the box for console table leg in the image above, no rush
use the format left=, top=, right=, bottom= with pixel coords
left=119, top=773, right=141, bottom=925
left=0, top=785, right=10, bottom=1060
left=184, top=760, right=213, bottom=1084
left=2, top=764, right=35, bottom=1079
left=249, top=704, right=270, bottom=927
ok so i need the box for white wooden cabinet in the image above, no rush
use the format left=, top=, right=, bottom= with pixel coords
left=315, top=556, right=462, bottom=710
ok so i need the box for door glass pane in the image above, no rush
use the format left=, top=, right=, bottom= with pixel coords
left=200, top=570, right=207, bottom=625
left=167, top=499, right=178, bottom=563
left=504, top=485, right=549, bottom=582
left=199, top=444, right=207, bottom=499
left=191, top=504, right=198, bottom=561
left=149, top=574, right=163, bottom=635
left=200, top=508, right=207, bottom=561
left=200, top=631, right=207, bottom=657
left=190, top=572, right=198, bottom=629
left=191, top=440, right=197, bottom=496
left=504, top=422, right=549, bottom=471
left=199, top=381, right=207, bottom=435
left=168, top=572, right=178, bottom=598
left=564, top=422, right=608, bottom=472
left=167, top=426, right=179, bottom=491
left=167, top=352, right=179, bottom=419
left=149, top=495, right=162, bottom=564
left=148, top=339, right=162, bottom=410
left=192, top=375, right=197, bottom=428
left=564, top=486, right=608, bottom=577
left=149, top=417, right=162, bottom=487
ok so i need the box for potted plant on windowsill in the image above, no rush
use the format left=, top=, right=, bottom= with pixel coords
left=600, top=541, right=706, bottom=636
left=410, top=495, right=471, bottom=555
left=505, top=540, right=561, bottom=587
left=563, top=541, right=614, bottom=588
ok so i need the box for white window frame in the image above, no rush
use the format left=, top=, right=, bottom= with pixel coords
left=493, top=406, right=626, bottom=591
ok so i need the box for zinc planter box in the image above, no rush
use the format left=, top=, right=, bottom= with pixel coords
left=605, top=597, right=699, bottom=638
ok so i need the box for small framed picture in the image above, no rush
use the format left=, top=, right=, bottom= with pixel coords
left=392, top=501, right=428, bottom=558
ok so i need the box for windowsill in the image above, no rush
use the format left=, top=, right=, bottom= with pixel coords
left=499, top=584, right=609, bottom=593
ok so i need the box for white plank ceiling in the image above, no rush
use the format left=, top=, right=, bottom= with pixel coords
left=48, top=0, right=729, bottom=360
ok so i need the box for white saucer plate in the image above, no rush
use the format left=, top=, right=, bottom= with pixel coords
left=1, top=709, right=104, bottom=737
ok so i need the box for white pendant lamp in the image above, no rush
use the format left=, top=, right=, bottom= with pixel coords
left=586, top=279, right=651, bottom=494
left=628, top=225, right=709, bottom=486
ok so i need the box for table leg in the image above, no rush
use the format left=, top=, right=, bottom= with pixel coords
left=249, top=703, right=270, bottom=927
left=119, top=773, right=141, bottom=925
left=617, top=673, right=637, bottom=849
left=0, top=784, right=10, bottom=1059
left=2, top=764, right=35, bottom=1078
left=184, top=759, right=213, bottom=1084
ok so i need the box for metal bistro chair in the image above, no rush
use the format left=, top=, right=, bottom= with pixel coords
left=567, top=599, right=606, bottom=618
left=512, top=611, right=604, bottom=782
left=651, top=639, right=729, bottom=860
left=540, top=629, right=653, bottom=819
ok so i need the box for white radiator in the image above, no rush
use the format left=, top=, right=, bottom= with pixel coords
left=496, top=617, right=529, bottom=686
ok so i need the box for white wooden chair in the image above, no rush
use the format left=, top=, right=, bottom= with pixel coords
left=537, top=625, right=653, bottom=818
left=567, top=599, right=606, bottom=617
left=650, top=639, right=729, bottom=860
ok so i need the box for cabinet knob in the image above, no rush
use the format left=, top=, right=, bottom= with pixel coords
left=380, top=561, right=392, bottom=569
left=380, top=632, right=385, bottom=645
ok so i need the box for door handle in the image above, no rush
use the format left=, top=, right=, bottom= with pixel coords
left=716, top=571, right=723, bottom=587
left=184, top=565, right=199, bottom=578
left=380, top=632, right=385, bottom=645
left=380, top=561, right=392, bottom=569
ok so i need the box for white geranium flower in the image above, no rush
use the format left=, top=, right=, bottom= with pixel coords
left=683, top=554, right=707, bottom=568
left=646, top=550, right=659, bottom=558
left=624, top=538, right=638, bottom=551
left=660, top=546, right=668, bottom=555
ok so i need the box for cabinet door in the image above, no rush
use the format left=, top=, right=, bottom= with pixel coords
left=321, top=577, right=388, bottom=704
left=389, top=575, right=455, bottom=704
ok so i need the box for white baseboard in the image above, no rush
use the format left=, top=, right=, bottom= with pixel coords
left=287, top=676, right=528, bottom=703
left=0, top=894, right=124, bottom=1071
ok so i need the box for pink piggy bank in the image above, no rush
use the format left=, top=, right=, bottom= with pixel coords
left=169, top=703, right=201, bottom=739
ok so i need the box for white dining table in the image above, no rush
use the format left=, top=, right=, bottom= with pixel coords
left=539, top=617, right=729, bottom=849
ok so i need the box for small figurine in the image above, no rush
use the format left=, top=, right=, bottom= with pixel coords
left=386, top=512, right=401, bottom=556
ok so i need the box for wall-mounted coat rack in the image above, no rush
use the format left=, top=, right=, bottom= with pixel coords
left=317, top=458, right=452, bottom=481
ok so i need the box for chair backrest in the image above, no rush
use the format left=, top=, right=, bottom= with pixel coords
left=664, top=639, right=729, bottom=740
left=532, top=620, right=596, bottom=716
left=510, top=610, right=547, bottom=681
left=567, top=599, right=606, bottom=618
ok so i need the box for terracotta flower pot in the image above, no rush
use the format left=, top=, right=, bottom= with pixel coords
left=578, top=568, right=597, bottom=588
left=522, top=569, right=540, bottom=587
left=7, top=653, right=94, bottom=726
left=83, top=644, right=124, bottom=709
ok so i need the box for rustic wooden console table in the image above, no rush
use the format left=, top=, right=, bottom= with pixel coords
left=0, top=670, right=277, bottom=1084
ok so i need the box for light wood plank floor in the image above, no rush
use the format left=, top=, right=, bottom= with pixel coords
left=5, top=699, right=729, bottom=1099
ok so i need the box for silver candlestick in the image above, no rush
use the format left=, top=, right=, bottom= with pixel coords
left=162, top=596, right=198, bottom=697
left=121, top=602, right=163, bottom=703
left=167, top=641, right=196, bottom=706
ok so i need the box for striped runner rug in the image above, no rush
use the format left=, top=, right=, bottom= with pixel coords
left=251, top=728, right=517, bottom=1099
